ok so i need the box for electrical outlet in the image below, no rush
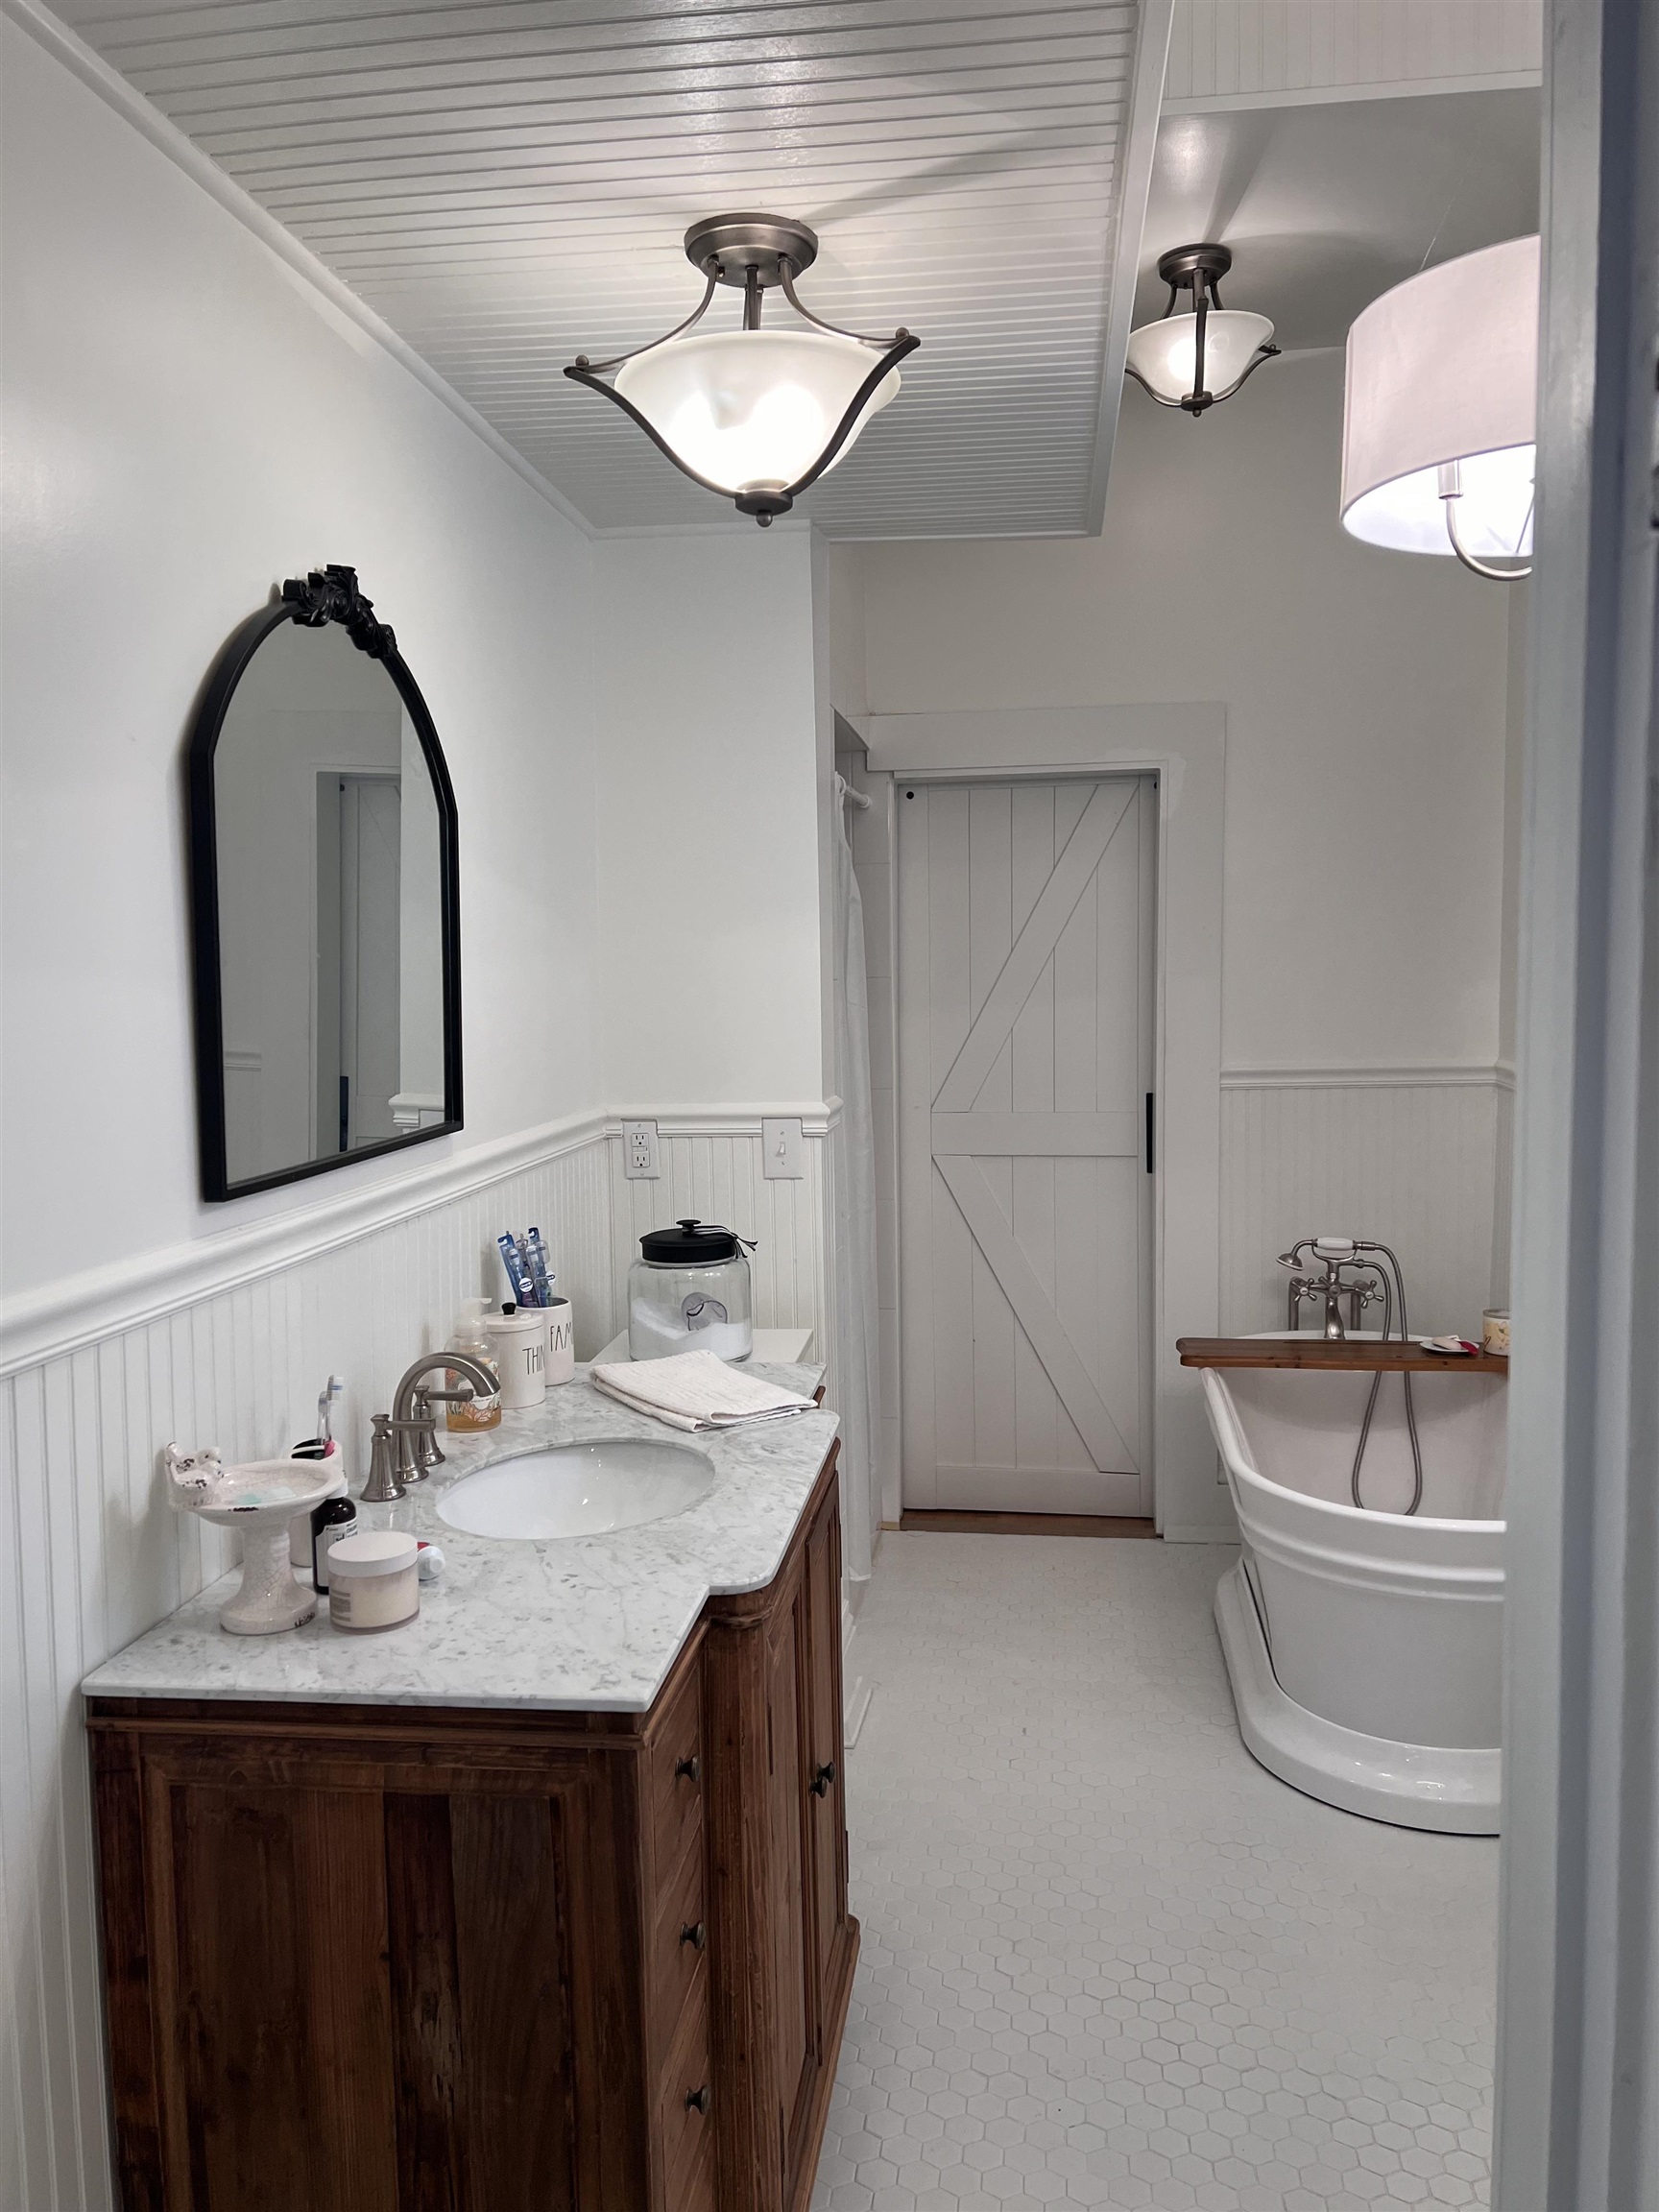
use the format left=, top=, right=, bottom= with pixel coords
left=622, top=1119, right=660, bottom=1179
left=762, top=1117, right=805, bottom=1180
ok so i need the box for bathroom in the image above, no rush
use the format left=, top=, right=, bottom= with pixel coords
left=3, top=2, right=1655, bottom=2208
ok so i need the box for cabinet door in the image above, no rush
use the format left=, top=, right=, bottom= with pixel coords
left=804, top=1493, right=850, bottom=2017
left=764, top=1585, right=817, bottom=2190
left=89, top=1725, right=644, bottom=2212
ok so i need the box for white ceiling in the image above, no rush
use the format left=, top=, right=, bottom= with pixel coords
left=54, top=0, right=1160, bottom=539
left=1133, top=84, right=1540, bottom=352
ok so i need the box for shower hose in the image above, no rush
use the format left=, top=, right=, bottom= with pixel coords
left=1350, top=1242, right=1424, bottom=1516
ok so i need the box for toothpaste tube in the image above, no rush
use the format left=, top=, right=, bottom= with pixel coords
left=525, top=1227, right=554, bottom=1308
left=496, top=1232, right=536, bottom=1306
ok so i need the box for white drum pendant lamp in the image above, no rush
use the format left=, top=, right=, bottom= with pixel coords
left=565, top=215, right=918, bottom=525
left=1340, top=234, right=1538, bottom=580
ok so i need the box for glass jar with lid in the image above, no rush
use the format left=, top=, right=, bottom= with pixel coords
left=627, top=1219, right=755, bottom=1361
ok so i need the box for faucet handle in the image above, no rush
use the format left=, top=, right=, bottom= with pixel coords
left=411, top=1386, right=445, bottom=1474
left=360, top=1411, right=406, bottom=1504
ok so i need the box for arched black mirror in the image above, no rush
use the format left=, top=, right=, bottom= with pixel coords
left=188, top=566, right=462, bottom=1201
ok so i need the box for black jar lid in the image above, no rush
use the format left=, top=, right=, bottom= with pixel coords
left=639, top=1218, right=739, bottom=1265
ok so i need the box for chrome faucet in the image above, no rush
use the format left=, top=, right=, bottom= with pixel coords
left=1277, top=1236, right=1384, bottom=1338
left=361, top=1351, right=499, bottom=1504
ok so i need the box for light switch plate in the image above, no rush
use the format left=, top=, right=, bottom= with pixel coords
left=622, top=1119, right=660, bottom=1179
left=762, top=1117, right=805, bottom=1180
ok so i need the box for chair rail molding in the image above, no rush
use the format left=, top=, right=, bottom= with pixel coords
left=0, top=1109, right=610, bottom=1379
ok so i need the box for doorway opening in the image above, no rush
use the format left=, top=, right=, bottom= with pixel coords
left=897, top=775, right=1157, bottom=1521
left=315, top=769, right=402, bottom=1156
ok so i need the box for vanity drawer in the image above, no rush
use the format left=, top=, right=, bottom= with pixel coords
left=647, top=1664, right=705, bottom=1879
left=649, top=1827, right=708, bottom=2069
left=656, top=1963, right=713, bottom=2211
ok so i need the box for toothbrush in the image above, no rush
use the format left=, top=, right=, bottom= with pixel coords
left=318, top=1374, right=345, bottom=1446
left=292, top=1375, right=347, bottom=1458
left=497, top=1232, right=536, bottom=1306
left=525, top=1228, right=554, bottom=1308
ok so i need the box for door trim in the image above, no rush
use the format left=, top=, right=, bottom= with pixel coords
left=868, top=705, right=1228, bottom=1541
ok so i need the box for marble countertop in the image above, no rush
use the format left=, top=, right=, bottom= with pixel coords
left=83, top=1362, right=834, bottom=1716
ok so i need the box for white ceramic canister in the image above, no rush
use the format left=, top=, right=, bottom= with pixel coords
left=326, top=1530, right=420, bottom=1633
left=545, top=1296, right=575, bottom=1386
left=485, top=1306, right=547, bottom=1408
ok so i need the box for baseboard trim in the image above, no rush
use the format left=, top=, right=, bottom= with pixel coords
left=0, top=1109, right=608, bottom=1378
left=900, top=1508, right=1159, bottom=1538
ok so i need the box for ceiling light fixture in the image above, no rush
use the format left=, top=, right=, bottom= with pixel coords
left=565, top=214, right=919, bottom=526
left=1340, top=235, right=1537, bottom=581
left=1124, top=244, right=1280, bottom=417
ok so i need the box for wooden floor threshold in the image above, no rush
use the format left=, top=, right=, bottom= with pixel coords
left=898, top=1510, right=1159, bottom=1539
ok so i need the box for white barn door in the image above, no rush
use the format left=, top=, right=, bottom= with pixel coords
left=898, top=779, right=1155, bottom=1515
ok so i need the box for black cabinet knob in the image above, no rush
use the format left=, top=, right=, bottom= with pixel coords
left=675, top=1753, right=700, bottom=1783
left=680, top=1919, right=707, bottom=1951
left=810, top=1760, right=836, bottom=1798
left=685, top=2084, right=710, bottom=2115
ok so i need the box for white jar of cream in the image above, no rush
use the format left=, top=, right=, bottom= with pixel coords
left=327, top=1530, right=420, bottom=1632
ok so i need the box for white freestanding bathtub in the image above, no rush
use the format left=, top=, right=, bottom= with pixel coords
left=1199, top=1351, right=1505, bottom=1834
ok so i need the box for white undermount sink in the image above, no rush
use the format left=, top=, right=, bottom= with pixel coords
left=436, top=1438, right=715, bottom=1540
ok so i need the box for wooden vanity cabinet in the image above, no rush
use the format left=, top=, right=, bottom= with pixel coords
left=702, top=1460, right=854, bottom=2212
left=87, top=1445, right=856, bottom=2212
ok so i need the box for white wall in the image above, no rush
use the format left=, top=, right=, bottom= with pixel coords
left=843, top=349, right=1518, bottom=1343
left=1, top=14, right=601, bottom=1308
left=0, top=24, right=612, bottom=2206
left=857, top=350, right=1513, bottom=1074
left=592, top=529, right=826, bottom=1108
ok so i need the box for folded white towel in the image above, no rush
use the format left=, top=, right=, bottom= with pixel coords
left=589, top=1350, right=815, bottom=1433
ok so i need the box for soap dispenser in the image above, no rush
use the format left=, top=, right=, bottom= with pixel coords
left=445, top=1299, right=502, bottom=1431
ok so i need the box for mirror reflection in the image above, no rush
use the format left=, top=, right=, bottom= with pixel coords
left=211, top=619, right=447, bottom=1189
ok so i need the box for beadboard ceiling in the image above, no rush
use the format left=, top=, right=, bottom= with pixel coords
left=52, top=0, right=1167, bottom=539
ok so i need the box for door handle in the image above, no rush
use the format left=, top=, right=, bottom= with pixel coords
left=680, top=1920, right=707, bottom=1951
left=675, top=1753, right=700, bottom=1783
left=810, top=1760, right=836, bottom=1798
left=685, top=2085, right=710, bottom=2115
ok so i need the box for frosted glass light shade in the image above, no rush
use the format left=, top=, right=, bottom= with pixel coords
left=1341, top=234, right=1539, bottom=557
left=613, top=327, right=900, bottom=495
left=1125, top=308, right=1275, bottom=404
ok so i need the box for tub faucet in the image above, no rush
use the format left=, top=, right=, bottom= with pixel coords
left=1277, top=1237, right=1383, bottom=1337
left=361, top=1352, right=499, bottom=1503
left=1275, top=1237, right=1426, bottom=1514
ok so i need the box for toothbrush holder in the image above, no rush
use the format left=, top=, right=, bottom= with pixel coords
left=546, top=1296, right=575, bottom=1386
left=484, top=1308, right=547, bottom=1408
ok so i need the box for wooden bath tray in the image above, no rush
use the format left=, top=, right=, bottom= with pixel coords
left=1177, top=1337, right=1510, bottom=1375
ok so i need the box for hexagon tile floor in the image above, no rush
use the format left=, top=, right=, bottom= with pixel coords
left=811, top=1534, right=1497, bottom=2212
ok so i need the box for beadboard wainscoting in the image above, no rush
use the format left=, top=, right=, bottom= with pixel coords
left=1220, top=1068, right=1511, bottom=1339
left=603, top=1112, right=832, bottom=1350
left=1, top=1106, right=835, bottom=2212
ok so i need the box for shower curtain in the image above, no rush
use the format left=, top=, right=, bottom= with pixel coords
left=831, top=777, right=881, bottom=1584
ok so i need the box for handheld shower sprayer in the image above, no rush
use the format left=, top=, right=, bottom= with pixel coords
left=1278, top=1234, right=1425, bottom=1514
